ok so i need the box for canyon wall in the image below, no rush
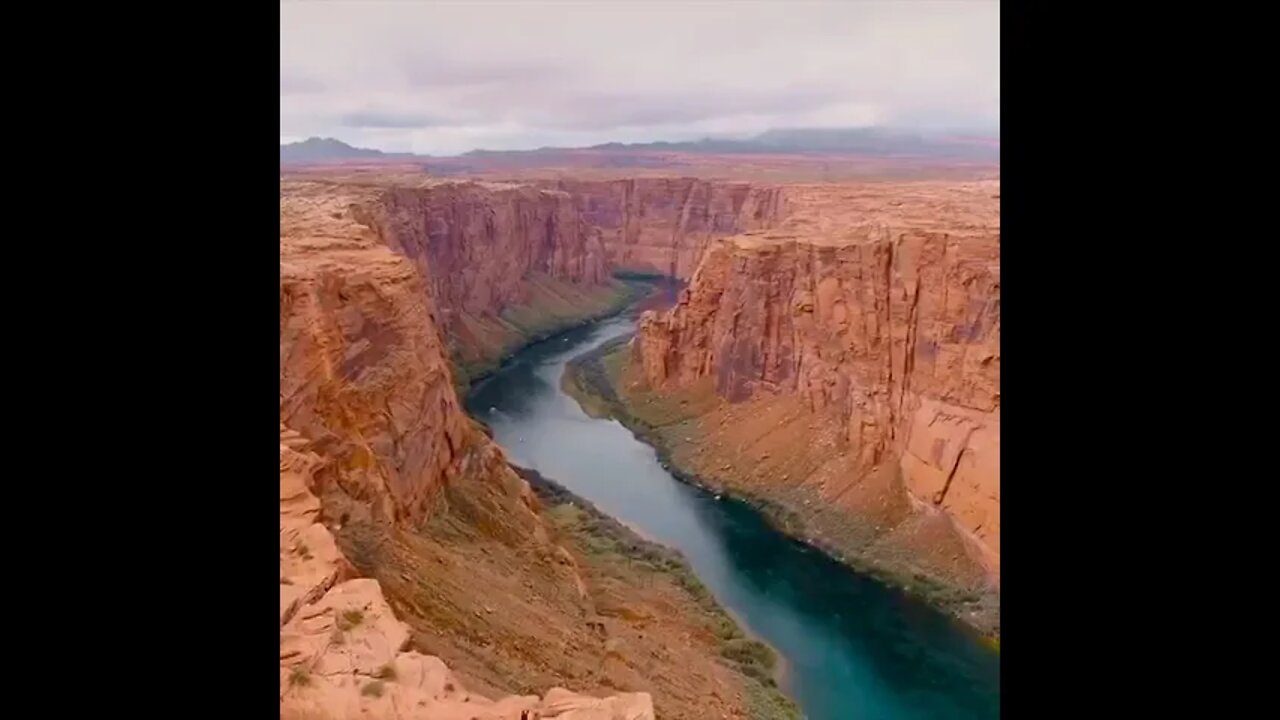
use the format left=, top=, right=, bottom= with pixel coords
left=283, top=175, right=788, bottom=381
left=280, top=427, right=653, bottom=720
left=343, top=180, right=633, bottom=380
left=543, top=178, right=788, bottom=280
left=352, top=182, right=606, bottom=320
left=280, top=186, right=530, bottom=528
left=280, top=180, right=778, bottom=718
left=632, top=182, right=1000, bottom=602
left=280, top=184, right=652, bottom=717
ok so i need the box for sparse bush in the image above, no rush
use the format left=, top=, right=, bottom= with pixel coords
left=721, top=638, right=776, bottom=671
left=289, top=666, right=311, bottom=687
left=675, top=572, right=712, bottom=603
left=376, top=664, right=397, bottom=680
left=745, top=681, right=803, bottom=720
left=738, top=661, right=776, bottom=686
left=709, top=615, right=742, bottom=641
left=361, top=681, right=384, bottom=698
left=338, top=609, right=365, bottom=630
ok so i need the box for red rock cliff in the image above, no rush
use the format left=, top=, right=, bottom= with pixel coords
left=340, top=179, right=627, bottom=375
left=280, top=181, right=536, bottom=529
left=357, top=182, right=608, bottom=317
left=544, top=178, right=787, bottom=279
left=280, top=429, right=653, bottom=720
left=635, top=181, right=1000, bottom=586
left=280, top=181, right=654, bottom=718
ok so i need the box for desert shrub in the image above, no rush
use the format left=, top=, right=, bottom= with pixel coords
left=361, top=681, right=384, bottom=697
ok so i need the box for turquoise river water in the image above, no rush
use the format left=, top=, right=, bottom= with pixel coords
left=465, top=309, right=1000, bottom=720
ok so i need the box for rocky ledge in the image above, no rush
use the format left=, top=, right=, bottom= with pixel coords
left=281, top=427, right=654, bottom=720
left=617, top=180, right=1001, bottom=635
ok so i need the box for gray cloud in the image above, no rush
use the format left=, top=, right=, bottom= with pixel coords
left=338, top=110, right=454, bottom=129
left=280, top=1, right=999, bottom=155
left=279, top=71, right=324, bottom=96
left=393, top=50, right=570, bottom=91
left=528, top=84, right=847, bottom=131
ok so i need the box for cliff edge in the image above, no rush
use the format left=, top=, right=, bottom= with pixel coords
left=624, top=180, right=1000, bottom=632
left=280, top=176, right=799, bottom=719
left=281, top=427, right=654, bottom=720
left=280, top=183, right=653, bottom=717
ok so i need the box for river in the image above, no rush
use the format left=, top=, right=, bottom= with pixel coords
left=464, top=309, right=1000, bottom=720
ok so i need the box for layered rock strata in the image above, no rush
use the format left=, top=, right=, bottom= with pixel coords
left=280, top=178, right=787, bottom=718
left=352, top=181, right=634, bottom=376
left=631, top=180, right=1000, bottom=622
left=283, top=175, right=790, bottom=382
left=542, top=178, right=788, bottom=279
left=281, top=427, right=654, bottom=720
left=280, top=183, right=525, bottom=526
left=281, top=185, right=654, bottom=717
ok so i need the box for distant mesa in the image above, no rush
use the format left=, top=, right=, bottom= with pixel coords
left=280, top=127, right=999, bottom=167
left=280, top=137, right=393, bottom=164
left=585, top=127, right=1000, bottom=161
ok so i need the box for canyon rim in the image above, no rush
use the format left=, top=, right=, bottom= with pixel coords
left=280, top=3, right=1000, bottom=718
left=279, top=164, right=1000, bottom=719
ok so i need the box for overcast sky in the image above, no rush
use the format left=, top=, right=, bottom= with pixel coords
left=280, top=1, right=999, bottom=155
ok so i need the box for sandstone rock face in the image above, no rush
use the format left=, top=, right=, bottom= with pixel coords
left=544, top=178, right=787, bottom=279
left=280, top=429, right=654, bottom=720
left=281, top=182, right=654, bottom=717
left=356, top=182, right=609, bottom=324
left=635, top=181, right=1001, bottom=585
left=285, top=177, right=629, bottom=378
left=283, top=175, right=785, bottom=376
left=349, top=180, right=620, bottom=376
left=280, top=182, right=527, bottom=527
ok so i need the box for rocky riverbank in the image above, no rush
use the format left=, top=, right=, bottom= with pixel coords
left=562, top=334, right=1000, bottom=641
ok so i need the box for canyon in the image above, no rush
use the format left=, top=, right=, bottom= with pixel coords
left=280, top=426, right=655, bottom=720
left=279, top=174, right=800, bottom=719
left=534, top=178, right=787, bottom=279
left=591, top=180, right=1001, bottom=633
left=286, top=175, right=787, bottom=384
left=279, top=163, right=1000, bottom=718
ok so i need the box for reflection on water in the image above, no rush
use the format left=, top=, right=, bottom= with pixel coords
left=465, top=315, right=1000, bottom=720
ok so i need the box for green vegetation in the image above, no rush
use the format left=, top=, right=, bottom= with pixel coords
left=516, top=466, right=802, bottom=720
left=561, top=336, right=1003, bottom=641
left=746, top=681, right=805, bottom=720
left=721, top=638, right=776, bottom=671
left=560, top=335, right=632, bottom=414
left=452, top=276, right=659, bottom=391
left=611, top=269, right=671, bottom=282
left=289, top=666, right=311, bottom=688
left=337, top=609, right=365, bottom=631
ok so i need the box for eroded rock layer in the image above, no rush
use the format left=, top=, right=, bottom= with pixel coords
left=542, top=178, right=788, bottom=279
left=356, top=182, right=630, bottom=373
left=279, top=178, right=786, bottom=719
left=633, top=180, right=1000, bottom=604
left=280, top=183, right=527, bottom=527
left=284, top=177, right=638, bottom=382
left=281, top=427, right=654, bottom=720
left=282, top=175, right=794, bottom=381
left=280, top=183, right=653, bottom=717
